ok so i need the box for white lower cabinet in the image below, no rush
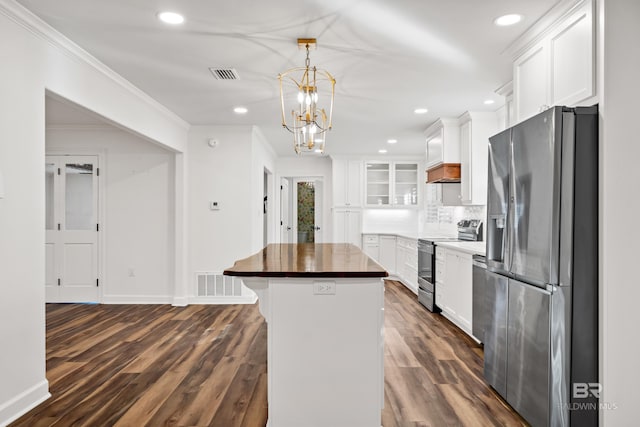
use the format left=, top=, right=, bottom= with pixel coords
left=379, top=235, right=397, bottom=275
left=361, top=234, right=418, bottom=293
left=439, top=247, right=473, bottom=336
left=362, top=234, right=380, bottom=261
left=395, top=237, right=418, bottom=293
left=333, top=209, right=362, bottom=248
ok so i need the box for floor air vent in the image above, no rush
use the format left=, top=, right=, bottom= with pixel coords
left=197, top=272, right=241, bottom=297
left=209, top=68, right=240, bottom=80
left=193, top=272, right=256, bottom=304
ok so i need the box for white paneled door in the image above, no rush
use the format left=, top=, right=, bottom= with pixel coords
left=46, top=155, right=100, bottom=303
left=280, top=178, right=292, bottom=243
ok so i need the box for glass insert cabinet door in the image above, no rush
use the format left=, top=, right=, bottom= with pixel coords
left=365, top=162, right=419, bottom=206
left=366, top=163, right=390, bottom=205
left=393, top=163, right=418, bottom=205
left=45, top=155, right=99, bottom=303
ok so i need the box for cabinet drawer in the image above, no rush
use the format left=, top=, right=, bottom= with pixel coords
left=363, top=234, right=379, bottom=244
left=435, top=247, right=446, bottom=261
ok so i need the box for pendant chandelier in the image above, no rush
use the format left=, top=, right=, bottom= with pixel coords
left=278, top=38, right=336, bottom=155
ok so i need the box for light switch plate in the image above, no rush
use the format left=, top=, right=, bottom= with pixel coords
left=313, top=281, right=336, bottom=295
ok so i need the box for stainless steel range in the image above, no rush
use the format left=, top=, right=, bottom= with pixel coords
left=417, top=219, right=483, bottom=312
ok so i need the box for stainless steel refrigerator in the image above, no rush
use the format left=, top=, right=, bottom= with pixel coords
left=485, top=106, right=598, bottom=427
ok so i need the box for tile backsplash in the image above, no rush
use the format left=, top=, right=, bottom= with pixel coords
left=420, top=205, right=486, bottom=236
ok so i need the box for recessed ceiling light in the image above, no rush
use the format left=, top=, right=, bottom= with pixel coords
left=484, top=99, right=495, bottom=105
left=378, top=149, right=388, bottom=154
left=387, top=139, right=398, bottom=144
left=233, top=107, right=248, bottom=114
left=494, top=14, right=522, bottom=26
left=414, top=108, right=428, bottom=114
left=157, top=11, right=184, bottom=25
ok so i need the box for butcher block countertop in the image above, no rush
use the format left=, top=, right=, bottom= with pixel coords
left=224, top=243, right=389, bottom=278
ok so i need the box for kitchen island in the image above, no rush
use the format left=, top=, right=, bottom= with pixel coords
left=224, top=243, right=388, bottom=427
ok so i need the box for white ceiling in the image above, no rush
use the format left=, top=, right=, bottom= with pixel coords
left=25, top=0, right=559, bottom=156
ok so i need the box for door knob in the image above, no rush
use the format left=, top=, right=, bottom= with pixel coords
left=314, top=226, right=321, bottom=231
left=286, top=226, right=292, bottom=230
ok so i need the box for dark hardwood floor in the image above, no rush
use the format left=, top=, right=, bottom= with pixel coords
left=11, top=281, right=527, bottom=427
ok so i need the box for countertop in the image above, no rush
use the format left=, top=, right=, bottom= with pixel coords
left=434, top=241, right=486, bottom=256
left=224, top=243, right=389, bottom=278
left=362, top=231, right=457, bottom=241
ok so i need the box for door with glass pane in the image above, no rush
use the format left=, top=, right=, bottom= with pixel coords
left=292, top=178, right=323, bottom=243
left=46, top=155, right=99, bottom=303
left=393, top=163, right=418, bottom=205
left=365, top=162, right=390, bottom=205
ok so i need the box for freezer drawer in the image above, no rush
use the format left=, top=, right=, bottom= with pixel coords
left=483, top=271, right=508, bottom=398
left=507, top=279, right=551, bottom=427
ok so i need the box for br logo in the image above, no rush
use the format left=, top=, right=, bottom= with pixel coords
left=573, top=383, right=602, bottom=399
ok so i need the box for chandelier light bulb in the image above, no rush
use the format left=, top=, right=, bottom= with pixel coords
left=278, top=38, right=335, bottom=155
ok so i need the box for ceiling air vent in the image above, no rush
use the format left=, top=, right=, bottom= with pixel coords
left=209, top=68, right=240, bottom=80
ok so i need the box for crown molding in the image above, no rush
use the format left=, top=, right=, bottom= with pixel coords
left=46, top=124, right=117, bottom=132
left=495, top=80, right=513, bottom=97
left=0, top=0, right=190, bottom=131
left=503, top=0, right=590, bottom=60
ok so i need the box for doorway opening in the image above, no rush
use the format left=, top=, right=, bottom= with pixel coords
left=263, top=168, right=273, bottom=247
left=280, top=177, right=323, bottom=243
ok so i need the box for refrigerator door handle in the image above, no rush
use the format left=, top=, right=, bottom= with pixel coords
left=505, top=142, right=516, bottom=273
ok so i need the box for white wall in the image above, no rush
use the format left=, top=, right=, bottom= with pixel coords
left=47, top=128, right=175, bottom=303
left=251, top=128, right=277, bottom=252
left=601, top=0, right=640, bottom=423
left=276, top=156, right=333, bottom=242
left=0, top=3, right=189, bottom=424
left=362, top=209, right=420, bottom=233
left=187, top=126, right=278, bottom=298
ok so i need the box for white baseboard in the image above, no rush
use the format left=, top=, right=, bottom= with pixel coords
left=0, top=380, right=50, bottom=427
left=188, top=295, right=258, bottom=305
left=171, top=296, right=188, bottom=307
left=101, top=295, right=173, bottom=304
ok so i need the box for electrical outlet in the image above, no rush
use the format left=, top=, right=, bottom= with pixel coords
left=313, top=281, right=336, bottom=295
left=210, top=201, right=220, bottom=210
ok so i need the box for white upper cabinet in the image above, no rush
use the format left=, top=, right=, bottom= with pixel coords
left=550, top=3, right=594, bottom=106
left=514, top=41, right=549, bottom=123
left=365, top=162, right=391, bottom=206
left=365, top=161, right=419, bottom=207
left=393, top=163, right=419, bottom=206
left=512, top=0, right=595, bottom=124
left=459, top=111, right=498, bottom=205
left=332, top=158, right=362, bottom=207
left=424, top=118, right=460, bottom=169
